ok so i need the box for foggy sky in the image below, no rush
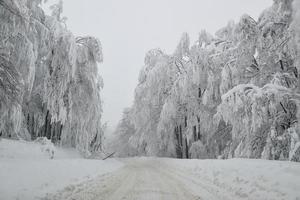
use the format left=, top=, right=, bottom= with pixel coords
left=56, top=0, right=272, bottom=129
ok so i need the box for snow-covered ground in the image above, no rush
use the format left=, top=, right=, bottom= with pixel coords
left=0, top=139, right=123, bottom=200
left=163, top=158, right=300, bottom=200
left=1, top=139, right=300, bottom=200
left=44, top=157, right=300, bottom=200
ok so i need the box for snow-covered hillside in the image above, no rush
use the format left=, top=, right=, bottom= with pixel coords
left=0, top=139, right=123, bottom=200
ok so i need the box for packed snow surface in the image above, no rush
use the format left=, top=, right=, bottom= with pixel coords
left=45, top=157, right=300, bottom=200
left=0, top=139, right=123, bottom=200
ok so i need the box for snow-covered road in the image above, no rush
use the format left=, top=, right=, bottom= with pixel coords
left=2, top=138, right=298, bottom=200
left=43, top=158, right=206, bottom=200
left=42, top=157, right=300, bottom=200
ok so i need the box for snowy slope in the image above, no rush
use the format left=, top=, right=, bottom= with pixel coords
left=0, top=139, right=123, bottom=200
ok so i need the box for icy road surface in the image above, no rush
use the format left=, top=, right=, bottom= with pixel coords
left=43, top=157, right=300, bottom=200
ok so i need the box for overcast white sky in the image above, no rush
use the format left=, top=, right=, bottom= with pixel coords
left=54, top=0, right=272, bottom=129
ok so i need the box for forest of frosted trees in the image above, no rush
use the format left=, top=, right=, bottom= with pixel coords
left=1, top=0, right=300, bottom=162
left=0, top=0, right=104, bottom=157
left=112, top=0, right=300, bottom=162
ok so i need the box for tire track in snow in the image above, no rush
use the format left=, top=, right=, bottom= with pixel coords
left=42, top=158, right=243, bottom=200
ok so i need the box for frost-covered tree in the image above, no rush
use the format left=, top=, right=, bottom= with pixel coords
left=114, top=0, right=300, bottom=162
left=0, top=0, right=105, bottom=157
left=129, top=48, right=177, bottom=155
left=61, top=36, right=104, bottom=156
left=109, top=108, right=137, bottom=157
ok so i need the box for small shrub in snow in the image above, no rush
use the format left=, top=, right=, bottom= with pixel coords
left=34, top=137, right=55, bottom=159
left=189, top=141, right=207, bottom=159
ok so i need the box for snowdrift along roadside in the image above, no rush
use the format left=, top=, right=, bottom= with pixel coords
left=161, top=158, right=300, bottom=200
left=0, top=139, right=123, bottom=200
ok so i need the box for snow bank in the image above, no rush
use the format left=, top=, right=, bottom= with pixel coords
left=0, top=138, right=80, bottom=160
left=0, top=139, right=123, bottom=200
left=163, top=158, right=300, bottom=200
left=34, top=137, right=55, bottom=159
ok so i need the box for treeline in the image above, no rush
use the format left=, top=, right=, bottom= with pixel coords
left=112, top=0, right=300, bottom=161
left=0, top=0, right=104, bottom=156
